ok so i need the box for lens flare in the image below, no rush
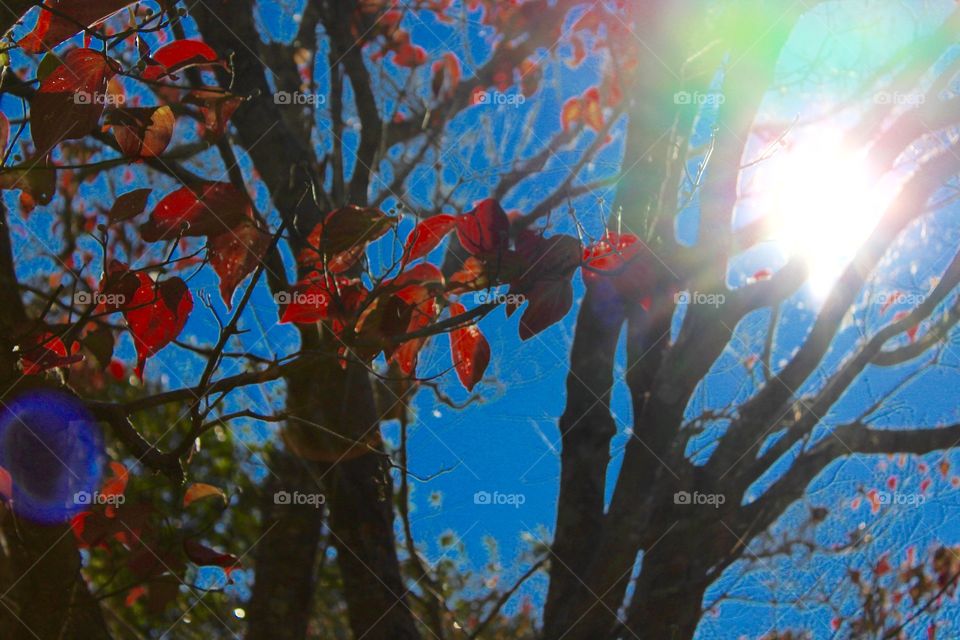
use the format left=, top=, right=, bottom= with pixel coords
left=0, top=389, right=104, bottom=524
left=761, top=130, right=891, bottom=297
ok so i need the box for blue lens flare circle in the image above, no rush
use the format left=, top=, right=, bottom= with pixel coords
left=0, top=389, right=105, bottom=524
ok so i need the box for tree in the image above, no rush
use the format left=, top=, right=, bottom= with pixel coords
left=2, top=1, right=960, bottom=639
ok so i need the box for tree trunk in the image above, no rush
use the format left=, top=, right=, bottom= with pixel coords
left=623, top=536, right=710, bottom=640
left=244, top=450, right=325, bottom=640
left=0, top=518, right=111, bottom=640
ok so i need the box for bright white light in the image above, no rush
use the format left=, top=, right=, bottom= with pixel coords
left=762, top=131, right=886, bottom=297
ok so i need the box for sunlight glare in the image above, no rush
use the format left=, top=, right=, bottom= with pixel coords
left=763, top=131, right=884, bottom=297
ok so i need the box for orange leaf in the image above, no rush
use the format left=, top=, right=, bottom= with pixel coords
left=183, top=483, right=227, bottom=508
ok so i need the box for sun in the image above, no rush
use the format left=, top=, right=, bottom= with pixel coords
left=761, top=130, right=888, bottom=297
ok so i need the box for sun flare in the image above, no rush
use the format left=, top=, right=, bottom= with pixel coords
left=762, top=132, right=888, bottom=297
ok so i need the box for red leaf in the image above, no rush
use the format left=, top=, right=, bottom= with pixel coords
left=583, top=232, right=656, bottom=302
left=392, top=297, right=439, bottom=376
left=455, top=199, right=509, bottom=256
left=393, top=43, right=427, bottom=67
left=403, top=214, right=457, bottom=263
left=101, top=461, right=128, bottom=500
left=106, top=106, right=175, bottom=158
left=123, top=274, right=193, bottom=378
left=31, top=48, right=119, bottom=156
left=19, top=332, right=83, bottom=374
left=561, top=86, right=604, bottom=133
left=299, top=205, right=394, bottom=273
left=208, top=221, right=271, bottom=308
left=142, top=40, right=222, bottom=81
left=279, top=276, right=367, bottom=325
left=19, top=0, right=135, bottom=53
left=448, top=302, right=490, bottom=391
left=183, top=539, right=240, bottom=575
left=874, top=555, right=891, bottom=576
left=141, top=182, right=252, bottom=241
left=125, top=585, right=147, bottom=607
left=388, top=263, right=445, bottom=305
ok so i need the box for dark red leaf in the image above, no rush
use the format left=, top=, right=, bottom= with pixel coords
left=455, top=199, right=510, bottom=256
left=510, top=232, right=580, bottom=340
left=141, top=182, right=252, bottom=242
left=183, top=539, right=240, bottom=574
left=0, top=111, right=9, bottom=156
left=107, top=188, right=151, bottom=222
left=31, top=48, right=119, bottom=156
left=448, top=302, right=490, bottom=391
left=299, top=205, right=394, bottom=273
left=83, top=325, right=115, bottom=368
left=403, top=214, right=457, bottom=263
left=208, top=221, right=271, bottom=309
left=19, top=0, right=135, bottom=53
